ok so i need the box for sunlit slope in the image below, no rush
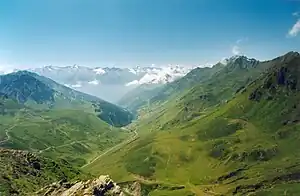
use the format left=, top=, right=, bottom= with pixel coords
left=128, top=54, right=273, bottom=133
left=0, top=102, right=130, bottom=167
left=85, top=52, right=300, bottom=195
left=118, top=63, right=224, bottom=113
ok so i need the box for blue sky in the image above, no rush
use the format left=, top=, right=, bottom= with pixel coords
left=0, top=0, right=300, bottom=69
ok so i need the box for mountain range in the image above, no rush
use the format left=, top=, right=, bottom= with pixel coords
left=31, top=65, right=192, bottom=103
left=1, top=51, right=300, bottom=195
left=0, top=70, right=134, bottom=171
left=118, top=55, right=261, bottom=113
left=0, top=70, right=133, bottom=127
left=85, top=51, right=300, bottom=195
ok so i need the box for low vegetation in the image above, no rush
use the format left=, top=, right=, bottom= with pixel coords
left=85, top=52, right=300, bottom=195
left=1, top=52, right=300, bottom=195
left=0, top=106, right=130, bottom=167
left=0, top=148, right=87, bottom=196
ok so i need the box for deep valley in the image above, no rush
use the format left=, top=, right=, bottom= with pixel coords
left=1, top=52, right=300, bottom=195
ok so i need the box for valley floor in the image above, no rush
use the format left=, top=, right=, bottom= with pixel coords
left=0, top=109, right=131, bottom=167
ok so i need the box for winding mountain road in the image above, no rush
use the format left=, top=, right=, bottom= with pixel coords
left=81, top=128, right=138, bottom=169
left=38, top=139, right=87, bottom=153
left=0, top=108, right=139, bottom=172
left=0, top=123, right=19, bottom=144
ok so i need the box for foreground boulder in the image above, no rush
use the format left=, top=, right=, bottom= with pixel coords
left=38, top=175, right=124, bottom=196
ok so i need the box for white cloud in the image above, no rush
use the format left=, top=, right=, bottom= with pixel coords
left=220, top=57, right=229, bottom=65
left=231, top=37, right=248, bottom=55
left=64, top=84, right=71, bottom=88
left=128, top=68, right=137, bottom=74
left=199, top=62, right=214, bottom=68
left=71, top=84, right=82, bottom=88
left=69, top=81, right=82, bottom=88
left=232, top=45, right=241, bottom=55
left=64, top=83, right=82, bottom=88
left=236, top=37, right=248, bottom=44
left=125, top=80, right=139, bottom=86
left=88, top=80, right=100, bottom=85
left=93, top=67, right=106, bottom=75
left=288, top=19, right=300, bottom=37
left=293, top=12, right=299, bottom=17
left=236, top=39, right=242, bottom=44
left=125, top=66, right=190, bottom=86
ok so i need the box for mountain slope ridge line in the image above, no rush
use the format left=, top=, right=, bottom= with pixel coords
left=81, top=128, right=138, bottom=169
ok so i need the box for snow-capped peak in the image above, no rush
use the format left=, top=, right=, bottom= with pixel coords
left=72, top=64, right=79, bottom=69
left=219, top=55, right=258, bottom=65
left=125, top=65, right=191, bottom=86
left=93, top=67, right=106, bottom=75
left=128, top=68, right=137, bottom=75
left=88, top=80, right=100, bottom=85
left=29, top=64, right=192, bottom=88
left=41, top=65, right=59, bottom=71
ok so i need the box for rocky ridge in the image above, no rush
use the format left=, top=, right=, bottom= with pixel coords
left=0, top=148, right=82, bottom=196
left=37, top=175, right=125, bottom=196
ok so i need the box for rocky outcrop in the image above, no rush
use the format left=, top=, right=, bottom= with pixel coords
left=38, top=175, right=125, bottom=196
left=0, top=148, right=83, bottom=196
left=248, top=88, right=262, bottom=101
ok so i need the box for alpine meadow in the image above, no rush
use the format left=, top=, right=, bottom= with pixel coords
left=1, top=0, right=300, bottom=196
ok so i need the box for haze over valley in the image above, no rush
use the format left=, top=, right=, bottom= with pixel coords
left=1, top=0, right=300, bottom=195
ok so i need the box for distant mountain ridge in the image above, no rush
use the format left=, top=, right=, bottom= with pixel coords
left=32, top=64, right=191, bottom=85
left=2, top=52, right=300, bottom=196
left=29, top=65, right=192, bottom=103
left=0, top=71, right=133, bottom=127
left=89, top=51, right=300, bottom=196
left=0, top=71, right=55, bottom=104
left=118, top=55, right=261, bottom=112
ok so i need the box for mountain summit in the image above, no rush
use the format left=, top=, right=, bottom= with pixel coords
left=0, top=71, right=133, bottom=126
left=0, top=71, right=55, bottom=104
left=31, top=65, right=191, bottom=103
left=220, top=55, right=260, bottom=69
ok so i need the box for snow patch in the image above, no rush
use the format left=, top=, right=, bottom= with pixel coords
left=70, top=82, right=82, bottom=88
left=125, top=80, right=139, bottom=86
left=93, top=67, right=106, bottom=75
left=64, top=84, right=71, bottom=88
left=71, top=84, right=82, bottom=88
left=128, top=68, right=137, bottom=75
left=220, top=57, right=229, bottom=65
left=125, top=65, right=190, bottom=86
left=88, top=80, right=100, bottom=85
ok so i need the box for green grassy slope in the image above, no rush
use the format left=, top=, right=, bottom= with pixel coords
left=136, top=53, right=295, bottom=133
left=126, top=56, right=268, bottom=133
left=0, top=107, right=130, bottom=167
left=148, top=63, right=225, bottom=104
left=0, top=95, right=131, bottom=168
left=0, top=148, right=87, bottom=196
left=118, top=55, right=262, bottom=117
left=119, top=56, right=258, bottom=113
left=118, top=63, right=225, bottom=114
left=118, top=83, right=163, bottom=114
left=85, top=51, right=300, bottom=195
left=0, top=72, right=135, bottom=195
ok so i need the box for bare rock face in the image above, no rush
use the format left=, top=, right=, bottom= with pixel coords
left=38, top=175, right=125, bottom=196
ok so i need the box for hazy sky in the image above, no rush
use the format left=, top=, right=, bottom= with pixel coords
left=0, top=0, right=300, bottom=69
